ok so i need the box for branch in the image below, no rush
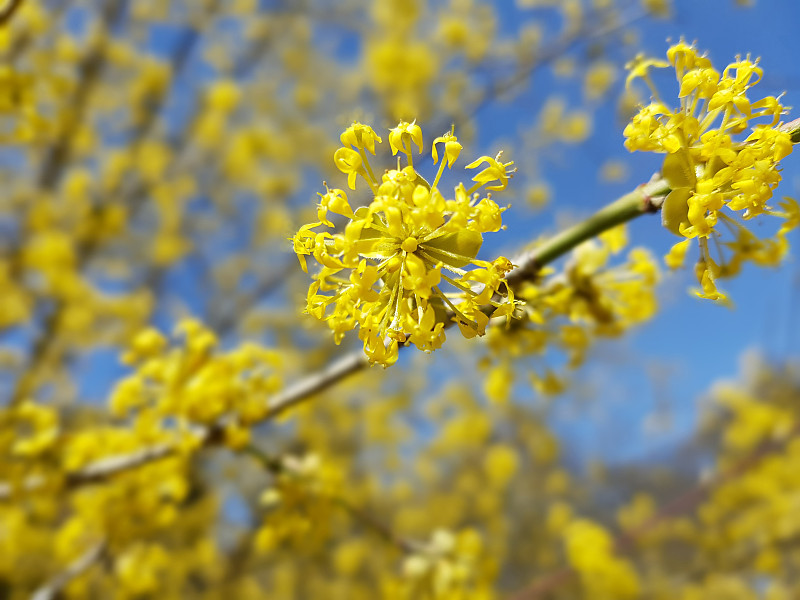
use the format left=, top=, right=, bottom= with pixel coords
left=262, top=351, right=369, bottom=420
left=465, top=4, right=647, bottom=123
left=8, top=0, right=126, bottom=407
left=0, top=440, right=187, bottom=500
left=0, top=0, right=24, bottom=25
left=0, top=177, right=671, bottom=498
left=30, top=540, right=106, bottom=600
left=36, top=0, right=123, bottom=189
left=780, top=117, right=800, bottom=144
left=506, top=176, right=668, bottom=287
left=8, top=1, right=226, bottom=407
left=210, top=262, right=297, bottom=335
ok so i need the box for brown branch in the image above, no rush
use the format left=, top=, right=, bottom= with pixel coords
left=261, top=351, right=369, bottom=420
left=467, top=5, right=647, bottom=122
left=0, top=438, right=195, bottom=501
left=8, top=0, right=125, bottom=407
left=209, top=262, right=297, bottom=335
left=36, top=0, right=122, bottom=189
left=0, top=0, right=25, bottom=25
left=4, top=0, right=72, bottom=62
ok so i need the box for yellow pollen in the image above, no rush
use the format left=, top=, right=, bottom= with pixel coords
left=401, top=237, right=418, bottom=253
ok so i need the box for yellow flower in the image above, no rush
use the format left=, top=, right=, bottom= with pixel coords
left=465, top=152, right=515, bottom=192
left=388, top=120, right=423, bottom=159
left=624, top=53, right=669, bottom=93
left=432, top=128, right=463, bottom=168
left=292, top=122, right=517, bottom=366
left=317, top=186, right=353, bottom=227
left=111, top=321, right=282, bottom=444
left=10, top=401, right=59, bottom=457
left=624, top=40, right=798, bottom=301
left=564, top=519, right=641, bottom=599
left=340, top=121, right=382, bottom=155
left=333, top=147, right=364, bottom=190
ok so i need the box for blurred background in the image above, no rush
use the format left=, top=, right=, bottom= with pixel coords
left=2, top=0, right=800, bottom=598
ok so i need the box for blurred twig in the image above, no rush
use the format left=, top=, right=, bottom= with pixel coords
left=9, top=0, right=126, bottom=406
left=30, top=540, right=106, bottom=600
left=7, top=1, right=223, bottom=405
left=0, top=0, right=25, bottom=25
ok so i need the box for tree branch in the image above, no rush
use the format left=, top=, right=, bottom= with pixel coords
left=30, top=540, right=106, bottom=600
left=0, top=177, right=671, bottom=498
left=0, top=0, right=25, bottom=25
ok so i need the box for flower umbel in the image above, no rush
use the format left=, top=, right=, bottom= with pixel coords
left=624, top=41, right=798, bottom=302
left=292, top=121, right=517, bottom=366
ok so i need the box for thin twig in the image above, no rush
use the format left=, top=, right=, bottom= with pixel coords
left=506, top=177, right=667, bottom=287
left=8, top=1, right=227, bottom=406
left=8, top=0, right=126, bottom=406
left=262, top=351, right=369, bottom=420
left=30, top=540, right=106, bottom=600
left=468, top=6, right=647, bottom=122
left=0, top=0, right=25, bottom=25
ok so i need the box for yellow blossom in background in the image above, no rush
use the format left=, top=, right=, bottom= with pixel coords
left=526, top=181, right=551, bottom=209
left=599, top=159, right=630, bottom=183
left=564, top=519, right=641, bottom=599
left=483, top=224, right=659, bottom=398
left=583, top=60, right=617, bottom=101
left=642, top=0, right=672, bottom=17
left=400, top=528, right=489, bottom=599
left=111, top=319, right=282, bottom=448
left=293, top=121, right=518, bottom=366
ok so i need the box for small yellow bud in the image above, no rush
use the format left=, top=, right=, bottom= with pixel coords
left=401, top=237, right=418, bottom=253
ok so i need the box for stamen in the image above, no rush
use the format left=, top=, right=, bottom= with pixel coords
left=431, top=154, right=447, bottom=191
left=433, top=286, right=478, bottom=331
left=439, top=272, right=478, bottom=296
left=358, top=147, right=380, bottom=188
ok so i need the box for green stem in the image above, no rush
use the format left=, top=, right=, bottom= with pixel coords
left=779, top=118, right=800, bottom=144
left=506, top=176, right=670, bottom=288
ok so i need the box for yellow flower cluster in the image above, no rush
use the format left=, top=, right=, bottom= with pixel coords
left=693, top=365, right=800, bottom=582
left=111, top=320, right=282, bottom=450
left=400, top=528, right=487, bottom=599
left=564, top=519, right=641, bottom=599
left=0, top=65, right=49, bottom=143
left=541, top=226, right=659, bottom=337
left=485, top=225, right=659, bottom=401
left=255, top=453, right=345, bottom=554
left=624, top=41, right=798, bottom=301
left=0, top=400, right=59, bottom=460
left=293, top=121, right=517, bottom=366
